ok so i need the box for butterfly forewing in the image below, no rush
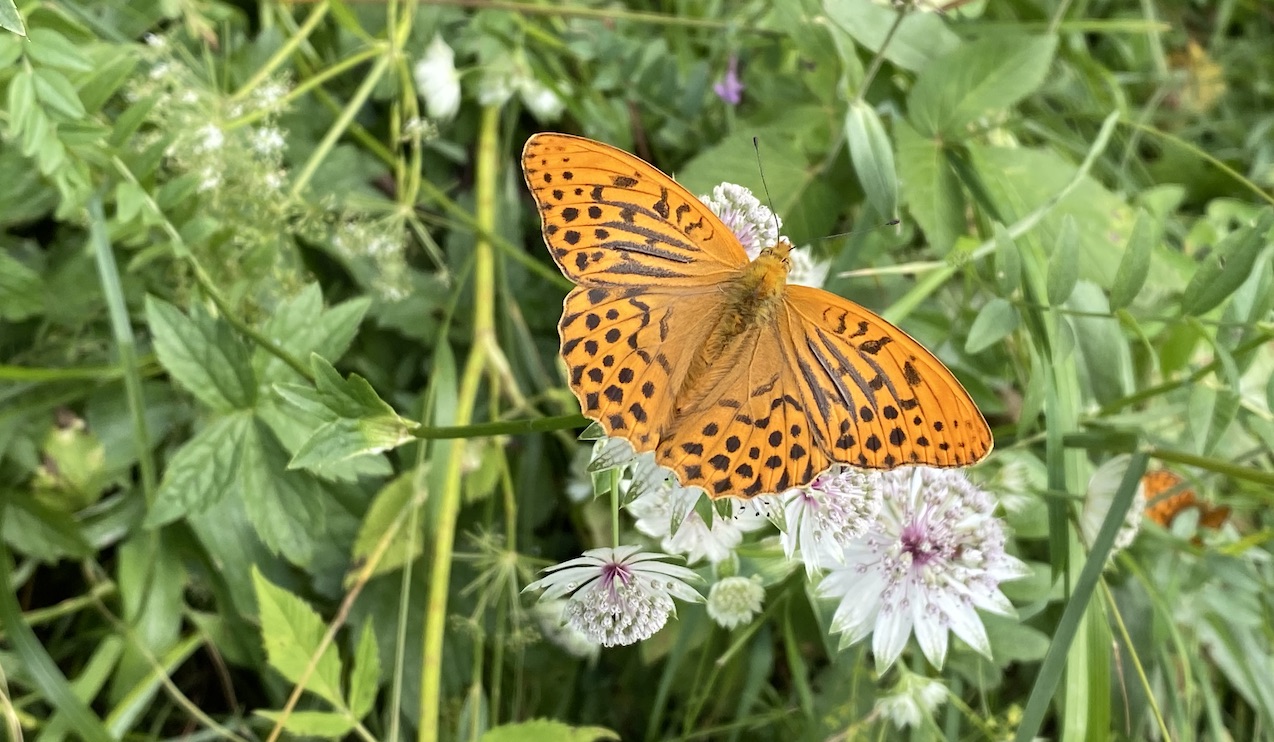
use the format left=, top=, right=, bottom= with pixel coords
left=522, top=133, right=749, bottom=287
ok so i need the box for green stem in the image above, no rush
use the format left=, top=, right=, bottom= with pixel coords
left=88, top=196, right=157, bottom=500
left=853, top=4, right=909, bottom=103
left=411, top=413, right=586, bottom=440
left=419, top=104, right=501, bottom=742
left=231, top=0, right=331, bottom=101
left=290, top=51, right=393, bottom=198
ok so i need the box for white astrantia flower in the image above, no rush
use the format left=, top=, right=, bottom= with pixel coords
left=523, top=545, right=703, bottom=647
left=699, top=183, right=830, bottom=287
left=874, top=668, right=948, bottom=729
left=818, top=467, right=1029, bottom=671
left=780, top=466, right=880, bottom=576
left=530, top=599, right=599, bottom=660
left=700, top=183, right=781, bottom=256
left=1080, top=454, right=1146, bottom=555
left=627, top=478, right=767, bottom=565
left=413, top=35, right=462, bottom=120
left=707, top=575, right=765, bottom=629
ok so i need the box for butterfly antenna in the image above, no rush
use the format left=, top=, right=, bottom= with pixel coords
left=752, top=137, right=783, bottom=242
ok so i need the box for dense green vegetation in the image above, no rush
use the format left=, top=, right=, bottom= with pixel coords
left=2, top=0, right=1273, bottom=740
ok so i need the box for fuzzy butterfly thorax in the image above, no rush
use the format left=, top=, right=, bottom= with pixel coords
left=523, top=133, right=992, bottom=499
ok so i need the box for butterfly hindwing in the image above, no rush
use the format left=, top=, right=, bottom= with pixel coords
left=523, top=133, right=749, bottom=287
left=783, top=285, right=993, bottom=470
left=560, top=285, right=725, bottom=453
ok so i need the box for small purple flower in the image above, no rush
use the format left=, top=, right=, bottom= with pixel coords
left=713, top=54, right=744, bottom=106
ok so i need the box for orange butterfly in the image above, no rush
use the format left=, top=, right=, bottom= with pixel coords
left=522, top=133, right=992, bottom=498
left=1143, top=469, right=1230, bottom=531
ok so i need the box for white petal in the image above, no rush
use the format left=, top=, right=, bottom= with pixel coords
left=912, top=597, right=949, bottom=669
left=872, top=605, right=913, bottom=671
left=946, top=604, right=992, bottom=658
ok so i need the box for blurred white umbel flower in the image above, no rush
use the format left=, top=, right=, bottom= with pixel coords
left=706, top=575, right=765, bottom=630
left=413, top=35, right=461, bottom=120
left=779, top=466, right=880, bottom=576
left=524, top=545, right=703, bottom=647
left=530, top=599, right=599, bottom=660
left=1080, top=454, right=1146, bottom=554
left=874, top=668, right=948, bottom=729
left=818, top=467, right=1029, bottom=671
left=699, top=183, right=829, bottom=287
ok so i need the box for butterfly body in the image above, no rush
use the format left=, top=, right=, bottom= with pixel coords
left=523, top=133, right=992, bottom=498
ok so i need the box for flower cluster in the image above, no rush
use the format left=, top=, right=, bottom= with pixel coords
left=413, top=35, right=564, bottom=124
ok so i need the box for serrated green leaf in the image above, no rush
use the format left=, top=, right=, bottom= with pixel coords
left=252, top=567, right=344, bottom=706
left=479, top=719, right=619, bottom=742
left=32, top=67, right=85, bottom=119
left=259, top=393, right=392, bottom=482
left=965, top=298, right=1019, bottom=354
left=257, top=285, right=371, bottom=384
left=0, top=0, right=24, bottom=36
left=822, top=0, right=959, bottom=73
left=349, top=471, right=424, bottom=582
left=310, top=354, right=395, bottom=419
left=347, top=623, right=380, bottom=718
left=146, top=296, right=257, bottom=412
left=1181, top=209, right=1274, bottom=316
left=288, top=416, right=410, bottom=473
left=26, top=28, right=90, bottom=72
left=845, top=99, right=897, bottom=218
left=0, top=249, right=43, bottom=320
left=991, top=228, right=1020, bottom=299
left=253, top=710, right=355, bottom=738
left=896, top=121, right=963, bottom=254
left=240, top=419, right=323, bottom=564
left=146, top=413, right=251, bottom=527
left=909, top=35, right=1057, bottom=139
left=1046, top=216, right=1080, bottom=305
left=1109, top=209, right=1155, bottom=309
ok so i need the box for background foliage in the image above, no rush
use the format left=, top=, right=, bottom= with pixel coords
left=2, top=0, right=1273, bottom=740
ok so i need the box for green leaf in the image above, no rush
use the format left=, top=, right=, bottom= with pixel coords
left=0, top=249, right=43, bottom=320
left=844, top=100, right=897, bottom=218
left=479, top=719, right=619, bottom=742
left=115, top=179, right=147, bottom=224
left=1, top=490, right=93, bottom=561
left=349, top=471, right=424, bottom=582
left=822, top=0, right=959, bottom=73
left=258, top=391, right=392, bottom=483
left=6, top=68, right=34, bottom=135
left=26, top=28, right=91, bottom=72
left=1108, top=209, right=1155, bottom=309
left=1046, top=216, right=1080, bottom=305
left=984, top=614, right=1051, bottom=663
left=253, top=710, right=355, bottom=738
left=240, top=419, right=323, bottom=564
left=909, top=35, right=1057, bottom=139
left=146, top=296, right=257, bottom=412
left=310, top=354, right=396, bottom=419
left=1180, top=209, right=1274, bottom=316
left=147, top=413, right=251, bottom=527
left=32, top=67, right=86, bottom=119
left=1068, top=283, right=1132, bottom=406
left=0, top=0, right=23, bottom=35
left=993, top=223, right=1021, bottom=296
left=256, top=285, right=371, bottom=384
left=252, top=567, right=345, bottom=706
left=896, top=121, right=963, bottom=254
left=965, top=298, right=1019, bottom=354
left=347, top=623, right=381, bottom=719
left=288, top=416, right=411, bottom=474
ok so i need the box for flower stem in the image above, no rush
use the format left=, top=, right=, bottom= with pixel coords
left=411, top=413, right=587, bottom=439
left=853, top=5, right=910, bottom=103
left=419, top=104, right=501, bottom=742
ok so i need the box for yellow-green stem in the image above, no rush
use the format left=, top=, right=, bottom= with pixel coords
left=231, top=0, right=331, bottom=101
left=419, top=104, right=501, bottom=742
